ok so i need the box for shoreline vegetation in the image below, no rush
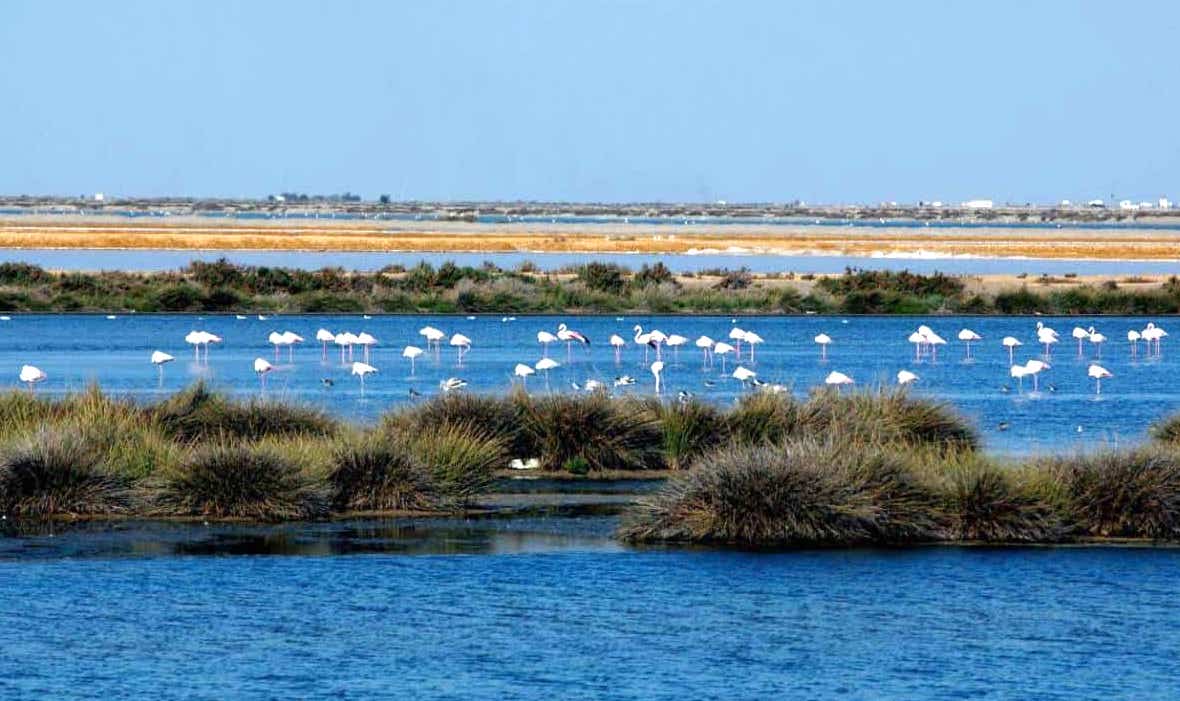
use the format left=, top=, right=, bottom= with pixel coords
left=3, top=259, right=1180, bottom=315
left=3, top=383, right=1180, bottom=548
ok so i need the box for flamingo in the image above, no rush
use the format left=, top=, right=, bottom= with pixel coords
left=666, top=334, right=688, bottom=362
left=513, top=363, right=535, bottom=388
left=650, top=360, right=665, bottom=394
left=150, top=350, right=174, bottom=385
left=1071, top=326, right=1089, bottom=357
left=824, top=371, right=853, bottom=389
left=695, top=335, right=715, bottom=367
left=1002, top=336, right=1022, bottom=364
left=315, top=328, right=335, bottom=360
left=1036, top=322, right=1059, bottom=357
left=732, top=365, right=756, bottom=389
left=1024, top=359, right=1050, bottom=392
left=958, top=329, right=981, bottom=360
left=1127, top=329, right=1141, bottom=357
left=200, top=332, right=222, bottom=362
left=1009, top=364, right=1027, bottom=393
left=648, top=329, right=668, bottom=360
left=185, top=330, right=204, bottom=362
left=354, top=332, right=377, bottom=363
left=742, top=331, right=763, bottom=363
left=897, top=369, right=918, bottom=385
left=633, top=325, right=653, bottom=361
left=450, top=333, right=472, bottom=364
left=1143, top=322, right=1167, bottom=356
left=253, top=357, right=274, bottom=389
left=1087, top=326, right=1106, bottom=358
left=402, top=345, right=424, bottom=375
left=713, top=341, right=735, bottom=372
left=535, top=357, right=560, bottom=389
left=814, top=333, right=832, bottom=360
left=1088, top=363, right=1111, bottom=395
left=728, top=327, right=746, bottom=360
left=907, top=331, right=924, bottom=361
left=920, top=326, right=947, bottom=361
left=19, top=364, right=46, bottom=391
left=609, top=334, right=626, bottom=363
left=334, top=332, right=355, bottom=364
left=419, top=325, right=445, bottom=355
left=351, top=361, right=377, bottom=394
left=556, top=323, right=590, bottom=359
left=268, top=331, right=289, bottom=361
left=537, top=330, right=558, bottom=358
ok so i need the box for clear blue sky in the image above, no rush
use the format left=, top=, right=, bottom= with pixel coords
left=2, top=1, right=1177, bottom=203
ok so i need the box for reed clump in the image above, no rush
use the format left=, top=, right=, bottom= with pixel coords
left=150, top=381, right=338, bottom=441
left=1046, top=446, right=1180, bottom=540
left=328, top=434, right=435, bottom=512
left=520, top=394, right=663, bottom=472
left=0, top=428, right=134, bottom=517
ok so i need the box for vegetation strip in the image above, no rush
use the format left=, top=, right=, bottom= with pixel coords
left=1, top=383, right=1179, bottom=547
left=4, top=259, right=1180, bottom=314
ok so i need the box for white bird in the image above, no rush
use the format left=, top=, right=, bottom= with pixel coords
left=650, top=360, right=665, bottom=394
left=354, top=332, right=377, bottom=363
left=449, top=333, right=472, bottom=364
left=1143, top=322, right=1167, bottom=356
left=1087, top=326, right=1106, bottom=358
left=509, top=458, right=541, bottom=470
left=1036, top=322, right=1059, bottom=356
left=1071, top=326, right=1089, bottom=357
left=814, top=333, right=832, bottom=360
left=535, top=357, right=560, bottom=388
left=1024, top=358, right=1050, bottom=392
left=419, top=325, right=445, bottom=353
left=351, top=361, right=377, bottom=393
left=613, top=375, right=636, bottom=387
left=268, top=331, right=289, bottom=360
left=315, top=328, right=335, bottom=361
left=695, top=335, right=715, bottom=367
left=632, top=325, right=654, bottom=361
left=537, top=330, right=558, bottom=357
left=513, top=363, right=535, bottom=387
left=907, top=331, right=925, bottom=361
left=402, top=345, right=424, bottom=374
left=897, top=369, right=918, bottom=385
left=334, top=331, right=357, bottom=363
left=712, top=341, right=735, bottom=372
left=253, top=357, right=274, bottom=388
left=440, top=377, right=467, bottom=392
left=666, top=333, right=689, bottom=361
left=958, top=329, right=981, bottom=360
left=920, top=326, right=947, bottom=361
left=728, top=327, right=746, bottom=359
left=19, top=364, right=46, bottom=390
left=741, top=331, right=763, bottom=362
left=1002, top=335, right=1023, bottom=364
left=184, top=330, right=205, bottom=362
left=1009, top=363, right=1028, bottom=393
left=732, top=365, right=757, bottom=388
left=647, top=329, right=668, bottom=360
left=556, top=323, right=590, bottom=359
left=824, top=370, right=853, bottom=387
left=1087, top=363, right=1111, bottom=395
left=150, top=350, right=174, bottom=385
left=609, top=334, right=626, bottom=363
left=1127, top=329, right=1141, bottom=357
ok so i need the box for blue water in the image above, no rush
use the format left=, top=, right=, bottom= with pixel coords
left=2, top=247, right=1179, bottom=275
left=0, top=313, right=1175, bottom=455
left=1, top=532, right=1178, bottom=699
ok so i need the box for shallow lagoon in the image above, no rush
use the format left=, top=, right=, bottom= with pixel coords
left=1, top=313, right=1176, bottom=455
left=1, top=516, right=1178, bottom=700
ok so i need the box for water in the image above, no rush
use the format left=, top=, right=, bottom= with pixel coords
left=0, top=313, right=1172, bottom=455
left=3, top=247, right=1179, bottom=275
left=1, top=521, right=1178, bottom=699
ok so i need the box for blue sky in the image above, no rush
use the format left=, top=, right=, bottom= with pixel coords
left=2, top=1, right=1177, bottom=203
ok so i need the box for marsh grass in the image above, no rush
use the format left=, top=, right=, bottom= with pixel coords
left=149, top=441, right=330, bottom=521
left=1047, top=446, right=1180, bottom=539
left=0, top=428, right=134, bottom=517
left=328, top=434, right=435, bottom=512
left=405, top=423, right=506, bottom=507
left=520, top=394, right=663, bottom=472
left=151, top=382, right=338, bottom=441
left=642, top=398, right=729, bottom=470
left=387, top=391, right=529, bottom=457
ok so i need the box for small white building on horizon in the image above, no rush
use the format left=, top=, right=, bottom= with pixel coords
left=961, top=199, right=994, bottom=210
left=1160, top=197, right=1172, bottom=210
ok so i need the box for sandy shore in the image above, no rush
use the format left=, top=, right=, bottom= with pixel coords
left=2, top=215, right=1180, bottom=260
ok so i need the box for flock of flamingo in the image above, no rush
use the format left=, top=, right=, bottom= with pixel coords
left=13, top=317, right=1169, bottom=400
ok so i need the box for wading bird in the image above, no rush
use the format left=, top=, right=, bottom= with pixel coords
left=440, top=377, right=467, bottom=392
left=824, top=370, right=853, bottom=388
left=513, top=362, right=535, bottom=388
left=1127, top=329, right=1141, bottom=357
left=1002, top=336, right=1022, bottom=364
left=1088, top=363, right=1111, bottom=395
left=713, top=341, right=735, bottom=372
left=316, top=329, right=335, bottom=361
left=609, top=334, right=626, bottom=363
left=402, top=345, right=423, bottom=375
left=351, top=361, right=377, bottom=394
left=19, top=364, right=45, bottom=391
left=958, top=329, right=981, bottom=360
left=354, top=332, right=377, bottom=363
left=150, top=350, right=174, bottom=385
left=650, top=360, right=665, bottom=394
left=253, top=357, right=274, bottom=389
left=742, top=331, right=763, bottom=363
left=695, top=335, right=715, bottom=367
left=449, top=333, right=472, bottom=364
left=537, top=330, right=558, bottom=357
left=1071, top=326, right=1089, bottom=357
left=732, top=365, right=756, bottom=389
left=556, top=323, right=590, bottom=359
left=1087, top=326, right=1106, bottom=358
left=814, top=333, right=831, bottom=360
left=897, top=369, right=918, bottom=385
left=1024, top=358, right=1050, bottom=392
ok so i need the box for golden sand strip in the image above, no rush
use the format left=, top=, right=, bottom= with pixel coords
left=0, top=218, right=1179, bottom=260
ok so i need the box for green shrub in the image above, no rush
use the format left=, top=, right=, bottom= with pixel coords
left=328, top=435, right=434, bottom=512
left=407, top=423, right=505, bottom=506
left=939, top=460, right=1068, bottom=542
left=0, top=428, right=133, bottom=517
left=151, top=442, right=329, bottom=521
left=152, top=383, right=337, bottom=441
left=646, top=399, right=729, bottom=470
left=1051, top=447, right=1180, bottom=539
left=521, top=395, right=663, bottom=472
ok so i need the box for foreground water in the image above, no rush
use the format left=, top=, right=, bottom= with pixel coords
left=1, top=515, right=1178, bottom=700
left=1, top=313, right=1176, bottom=455
left=3, top=247, right=1179, bottom=275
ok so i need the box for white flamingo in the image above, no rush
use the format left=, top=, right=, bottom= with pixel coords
left=713, top=341, right=735, bottom=372
left=897, top=369, right=918, bottom=385
left=1036, top=322, right=1059, bottom=357
left=609, top=334, right=626, bottom=363
left=1002, top=336, right=1022, bottom=364
left=19, top=364, right=46, bottom=391
left=814, top=333, right=832, bottom=360
left=650, top=360, right=665, bottom=394
left=556, top=323, right=590, bottom=359
left=150, top=350, right=174, bottom=385
left=253, top=357, right=274, bottom=389
left=513, top=363, right=535, bottom=388
left=354, top=332, right=377, bottom=363
left=537, top=330, right=558, bottom=358
left=732, top=365, right=756, bottom=389
left=1024, top=358, right=1050, bottom=392
left=824, top=370, right=853, bottom=389
left=351, top=361, right=377, bottom=394
left=402, top=345, right=423, bottom=375
left=728, top=327, right=746, bottom=360
left=742, top=331, right=763, bottom=363
left=1010, top=364, right=1027, bottom=393
left=315, top=328, right=335, bottom=361
left=1127, top=329, right=1141, bottom=357
left=419, top=325, right=445, bottom=355
left=695, top=335, right=715, bottom=367
left=908, top=331, right=925, bottom=361
left=535, top=357, right=560, bottom=389
left=666, top=334, right=688, bottom=362
left=1071, top=326, right=1089, bottom=357
left=958, top=329, right=981, bottom=360
left=449, top=333, right=472, bottom=364
left=634, top=325, right=654, bottom=362
left=1087, top=326, right=1106, bottom=358
left=1088, top=363, right=1111, bottom=395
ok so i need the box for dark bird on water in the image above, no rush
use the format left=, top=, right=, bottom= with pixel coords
left=320, top=378, right=334, bottom=387
left=409, top=388, right=422, bottom=398
left=997, top=421, right=1010, bottom=431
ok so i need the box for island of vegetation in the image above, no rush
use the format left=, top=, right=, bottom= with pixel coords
left=2, top=384, right=1180, bottom=548
left=2, top=259, right=1180, bottom=315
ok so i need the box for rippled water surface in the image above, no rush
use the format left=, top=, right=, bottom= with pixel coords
left=1, top=313, right=1177, bottom=454
left=1, top=526, right=1178, bottom=700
